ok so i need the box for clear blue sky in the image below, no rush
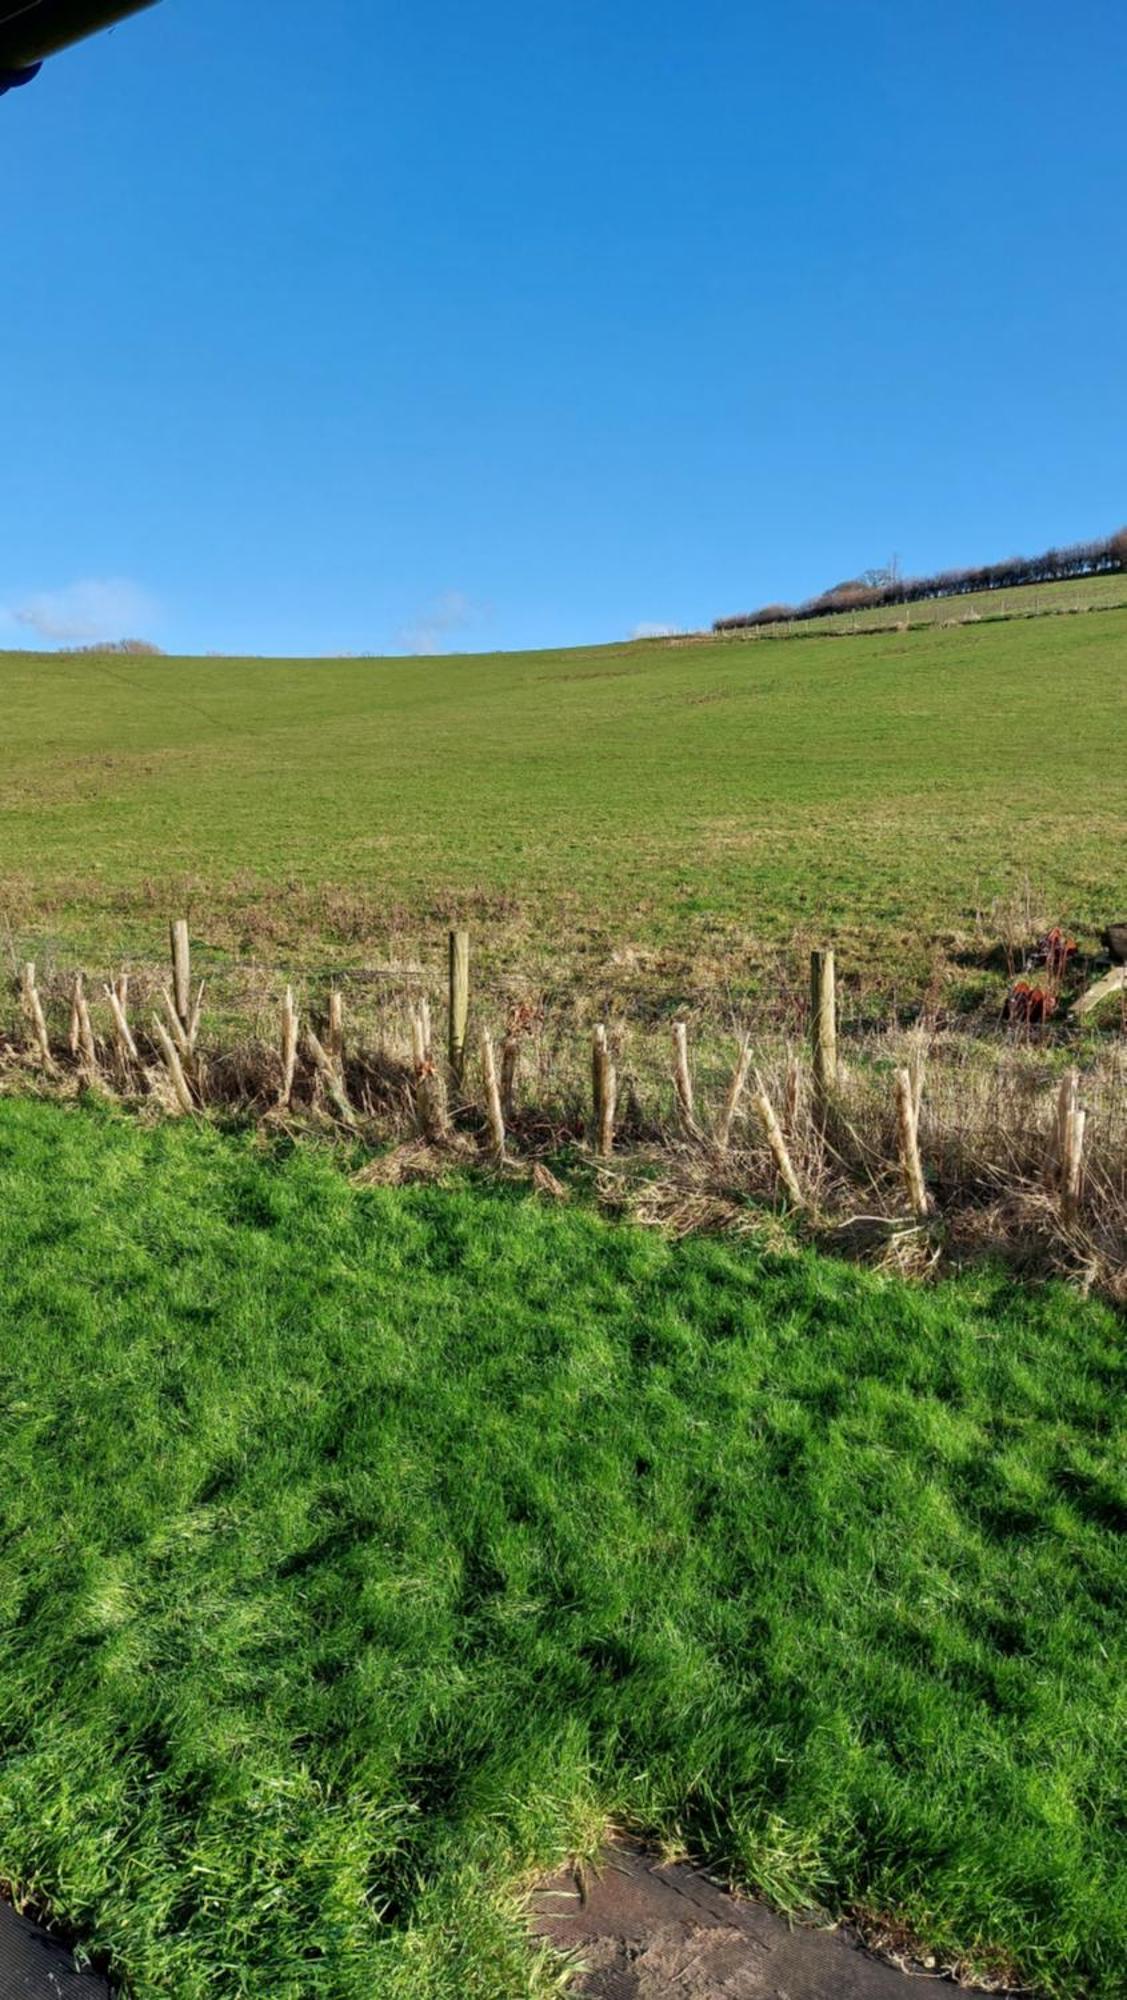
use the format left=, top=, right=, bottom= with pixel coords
left=2, top=0, right=1125, bottom=657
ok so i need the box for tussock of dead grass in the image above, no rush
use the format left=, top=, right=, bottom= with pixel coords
left=352, top=1134, right=475, bottom=1187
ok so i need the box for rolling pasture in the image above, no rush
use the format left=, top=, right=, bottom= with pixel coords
left=2, top=599, right=1125, bottom=1006
left=712, top=565, right=1127, bottom=639
left=1, top=604, right=1126, bottom=2000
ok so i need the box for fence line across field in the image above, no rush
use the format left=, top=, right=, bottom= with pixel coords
left=5, top=921, right=1108, bottom=1253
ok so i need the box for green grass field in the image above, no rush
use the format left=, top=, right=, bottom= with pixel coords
left=1, top=1098, right=1124, bottom=1999
left=3, top=596, right=1125, bottom=1006
left=2, top=601, right=1125, bottom=1996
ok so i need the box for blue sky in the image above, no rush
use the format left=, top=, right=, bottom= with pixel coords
left=2, top=0, right=1125, bottom=657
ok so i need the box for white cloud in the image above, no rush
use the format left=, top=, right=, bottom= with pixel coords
left=630, top=620, right=679, bottom=640
left=2, top=577, right=160, bottom=644
left=396, top=590, right=489, bottom=656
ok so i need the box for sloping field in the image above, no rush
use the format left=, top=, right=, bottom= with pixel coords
left=0, top=1098, right=1124, bottom=1999
left=2, top=603, right=1124, bottom=999
left=711, top=567, right=1127, bottom=639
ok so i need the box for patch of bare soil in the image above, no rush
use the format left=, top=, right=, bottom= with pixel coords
left=531, top=1844, right=1021, bottom=1999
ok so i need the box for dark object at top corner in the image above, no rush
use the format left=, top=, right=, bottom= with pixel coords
left=1104, top=923, right=1127, bottom=966
left=0, top=60, right=41, bottom=92
left=0, top=1, right=157, bottom=77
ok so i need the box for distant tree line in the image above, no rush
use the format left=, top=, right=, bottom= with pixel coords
left=713, top=526, right=1127, bottom=632
left=59, top=638, right=165, bottom=656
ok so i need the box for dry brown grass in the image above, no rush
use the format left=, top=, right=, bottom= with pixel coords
left=3, top=948, right=1124, bottom=1301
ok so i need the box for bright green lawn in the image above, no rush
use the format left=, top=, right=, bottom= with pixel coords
left=0, top=1099, right=1124, bottom=1997
left=2, top=603, right=1125, bottom=991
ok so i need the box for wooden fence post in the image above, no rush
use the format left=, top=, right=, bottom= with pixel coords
left=592, top=1025, right=616, bottom=1158
left=894, top=1067, right=930, bottom=1220
left=810, top=949, right=837, bottom=1109
left=170, top=920, right=191, bottom=1032
left=183, top=981, right=205, bottom=1056
left=328, top=988, right=344, bottom=1070
left=20, top=963, right=55, bottom=1073
left=1062, top=1108, right=1086, bottom=1227
left=413, top=1004, right=450, bottom=1141
left=73, top=974, right=98, bottom=1077
left=672, top=1021, right=699, bottom=1137
left=159, top=989, right=191, bottom=1059
left=1056, top=1070, right=1085, bottom=1226
left=752, top=1083, right=806, bottom=1210
left=152, top=1017, right=194, bottom=1115
left=280, top=987, right=299, bottom=1108
left=784, top=1054, right=801, bottom=1131
left=103, top=982, right=140, bottom=1067
left=500, top=1031, right=520, bottom=1124
left=1053, top=1069, right=1078, bottom=1179
left=480, top=1029, right=506, bottom=1163
left=69, top=974, right=82, bottom=1059
left=448, top=930, right=470, bottom=1083
left=305, top=1026, right=357, bottom=1128
left=714, top=1040, right=752, bottom=1153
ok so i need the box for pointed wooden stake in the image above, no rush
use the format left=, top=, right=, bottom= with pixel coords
left=501, top=1032, right=523, bottom=1128
left=74, top=975, right=98, bottom=1077
left=592, top=1025, right=616, bottom=1158
left=411, top=1006, right=427, bottom=1073
left=1053, top=1069, right=1078, bottom=1176
left=187, top=983, right=205, bottom=1054
left=280, top=987, right=299, bottom=1108
left=159, top=988, right=191, bottom=1059
left=910, top=1037, right=926, bottom=1127
left=152, top=1016, right=194, bottom=1115
left=412, top=1004, right=449, bottom=1140
left=305, top=1026, right=357, bottom=1128
left=810, top=949, right=838, bottom=1110
left=170, top=920, right=191, bottom=1031
left=714, top=1040, right=752, bottom=1152
left=69, top=975, right=82, bottom=1059
left=1060, top=1079, right=1086, bottom=1227
left=500, top=1032, right=520, bottom=1124
left=104, top=982, right=140, bottom=1066
left=672, top=1020, right=699, bottom=1138
left=784, top=1055, right=801, bottom=1132
left=480, top=1029, right=506, bottom=1163
left=20, top=963, right=55, bottom=1073
left=894, top=1067, right=930, bottom=1220
left=752, top=1083, right=806, bottom=1210
left=448, top=930, right=470, bottom=1082
left=328, top=988, right=344, bottom=1069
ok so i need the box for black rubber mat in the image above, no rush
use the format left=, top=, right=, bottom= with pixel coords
left=0, top=1901, right=110, bottom=1999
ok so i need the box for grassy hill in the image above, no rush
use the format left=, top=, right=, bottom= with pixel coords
left=2, top=599, right=1124, bottom=1004
left=712, top=565, right=1127, bottom=638
left=2, top=605, right=1126, bottom=1998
